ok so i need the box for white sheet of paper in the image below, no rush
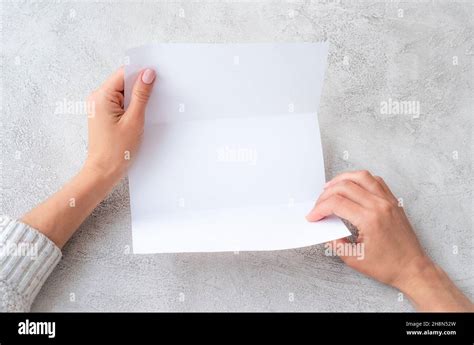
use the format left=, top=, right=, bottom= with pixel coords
left=125, top=43, right=350, bottom=254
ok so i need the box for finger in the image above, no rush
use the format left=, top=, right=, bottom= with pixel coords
left=316, top=179, right=380, bottom=208
left=325, top=170, right=386, bottom=199
left=101, top=67, right=125, bottom=93
left=126, top=68, right=156, bottom=121
left=373, top=176, right=398, bottom=203
left=306, top=194, right=365, bottom=227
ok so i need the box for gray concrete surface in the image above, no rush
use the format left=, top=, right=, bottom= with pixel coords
left=1, top=0, right=472, bottom=311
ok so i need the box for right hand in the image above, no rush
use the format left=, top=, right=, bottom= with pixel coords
left=307, top=170, right=473, bottom=311
left=306, top=170, right=428, bottom=289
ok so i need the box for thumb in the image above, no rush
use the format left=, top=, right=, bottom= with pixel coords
left=127, top=68, right=156, bottom=119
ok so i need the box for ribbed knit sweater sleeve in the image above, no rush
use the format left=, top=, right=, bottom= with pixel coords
left=0, top=215, right=62, bottom=312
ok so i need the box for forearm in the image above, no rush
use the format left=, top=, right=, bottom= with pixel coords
left=394, top=256, right=473, bottom=312
left=21, top=163, right=121, bottom=248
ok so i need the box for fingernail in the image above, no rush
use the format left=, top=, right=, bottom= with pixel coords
left=141, top=69, right=156, bottom=85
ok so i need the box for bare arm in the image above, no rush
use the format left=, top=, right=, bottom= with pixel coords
left=20, top=164, right=119, bottom=248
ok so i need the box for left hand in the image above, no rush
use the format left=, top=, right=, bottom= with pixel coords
left=21, top=67, right=157, bottom=248
left=85, top=67, right=156, bottom=181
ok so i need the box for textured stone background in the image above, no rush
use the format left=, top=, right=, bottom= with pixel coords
left=1, top=0, right=472, bottom=311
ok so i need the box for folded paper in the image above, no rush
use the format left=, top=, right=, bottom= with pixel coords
left=125, top=43, right=350, bottom=253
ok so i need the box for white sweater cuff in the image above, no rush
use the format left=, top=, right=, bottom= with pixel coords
left=0, top=215, right=62, bottom=312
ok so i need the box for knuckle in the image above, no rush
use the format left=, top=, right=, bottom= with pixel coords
left=387, top=195, right=398, bottom=206
left=359, top=170, right=372, bottom=178
left=340, top=180, right=353, bottom=188
left=365, top=201, right=393, bottom=226
left=378, top=200, right=393, bottom=214
left=327, top=194, right=344, bottom=209
left=133, top=88, right=150, bottom=103
left=370, top=179, right=383, bottom=192
left=332, top=194, right=345, bottom=205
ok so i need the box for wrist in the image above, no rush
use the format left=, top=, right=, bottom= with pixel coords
left=82, top=158, right=125, bottom=187
left=392, top=255, right=438, bottom=293
left=391, top=255, right=436, bottom=294
left=392, top=255, right=473, bottom=311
